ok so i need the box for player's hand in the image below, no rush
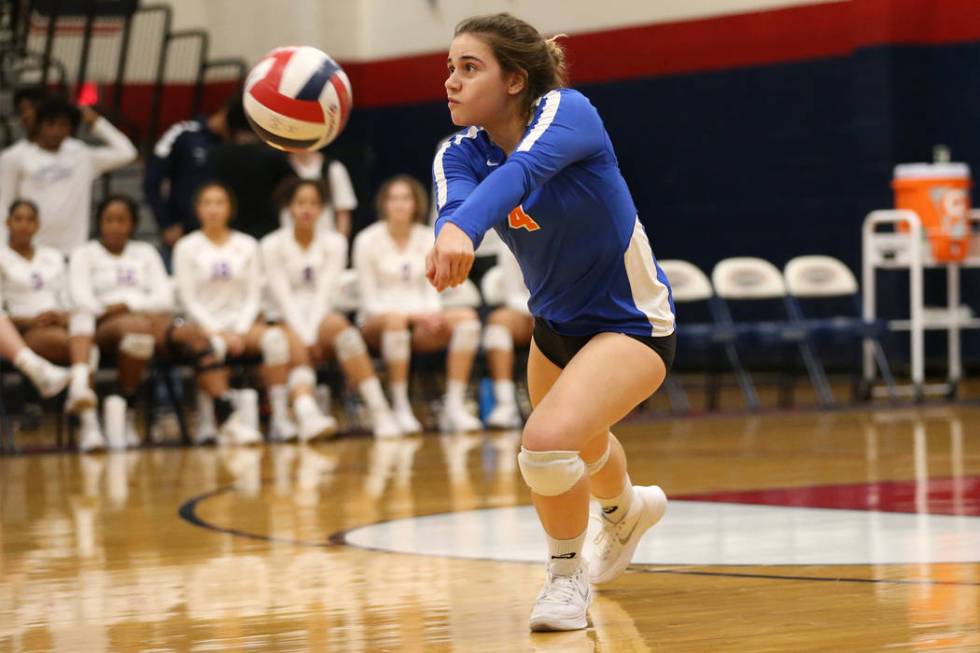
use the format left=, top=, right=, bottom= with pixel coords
left=80, top=106, right=100, bottom=127
left=426, top=222, right=473, bottom=292
left=32, top=311, right=60, bottom=328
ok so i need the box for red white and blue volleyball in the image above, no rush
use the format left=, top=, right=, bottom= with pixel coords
left=243, top=46, right=352, bottom=152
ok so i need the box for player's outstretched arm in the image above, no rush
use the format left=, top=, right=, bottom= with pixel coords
left=426, top=222, right=473, bottom=291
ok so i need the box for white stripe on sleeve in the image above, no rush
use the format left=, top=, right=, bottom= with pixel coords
left=516, top=91, right=561, bottom=153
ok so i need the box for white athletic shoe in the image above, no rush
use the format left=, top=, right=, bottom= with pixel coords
left=192, top=392, right=217, bottom=445
left=393, top=406, right=423, bottom=434
left=29, top=360, right=70, bottom=399
left=529, top=562, right=593, bottom=632
left=124, top=410, right=141, bottom=448
left=77, top=417, right=106, bottom=453
left=485, top=402, right=522, bottom=429
left=269, top=415, right=299, bottom=442
left=218, top=413, right=262, bottom=446
left=438, top=405, right=483, bottom=433
left=297, top=411, right=338, bottom=443
left=371, top=408, right=403, bottom=439
left=66, top=385, right=97, bottom=414
left=586, top=485, right=668, bottom=585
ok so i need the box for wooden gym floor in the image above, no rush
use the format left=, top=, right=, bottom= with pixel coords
left=1, top=398, right=979, bottom=652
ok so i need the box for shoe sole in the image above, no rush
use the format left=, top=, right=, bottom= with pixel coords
left=590, top=486, right=668, bottom=585
left=529, top=592, right=593, bottom=632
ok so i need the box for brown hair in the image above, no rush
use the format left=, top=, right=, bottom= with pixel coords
left=275, top=176, right=331, bottom=209
left=193, top=181, right=238, bottom=221
left=454, top=13, right=567, bottom=117
left=375, top=175, right=429, bottom=224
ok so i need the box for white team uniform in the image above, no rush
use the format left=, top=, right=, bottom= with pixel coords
left=352, top=222, right=441, bottom=321
left=68, top=240, right=173, bottom=317
left=497, top=243, right=531, bottom=315
left=279, top=156, right=359, bottom=234
left=0, top=119, right=137, bottom=254
left=260, top=227, right=348, bottom=346
left=172, top=230, right=262, bottom=334
left=0, top=244, right=70, bottom=319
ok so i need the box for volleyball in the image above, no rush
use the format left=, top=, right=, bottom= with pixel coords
left=243, top=46, right=352, bottom=152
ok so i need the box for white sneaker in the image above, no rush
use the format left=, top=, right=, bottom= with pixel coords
left=529, top=562, right=592, bottom=632
left=30, top=360, right=70, bottom=399
left=371, top=408, right=403, bottom=439
left=218, top=412, right=262, bottom=446
left=393, top=406, right=423, bottom=433
left=438, top=405, right=483, bottom=433
left=586, top=485, right=667, bottom=585
left=485, top=402, right=522, bottom=429
left=125, top=410, right=140, bottom=448
left=269, top=415, right=299, bottom=442
left=102, top=395, right=127, bottom=450
left=77, top=417, right=106, bottom=453
left=66, top=385, right=97, bottom=414
left=193, top=392, right=217, bottom=445
left=297, top=412, right=338, bottom=443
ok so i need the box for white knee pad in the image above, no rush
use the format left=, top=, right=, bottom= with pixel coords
left=381, top=329, right=410, bottom=363
left=587, top=439, right=612, bottom=475
left=260, top=327, right=290, bottom=366
left=69, top=311, right=95, bottom=337
left=449, top=320, right=481, bottom=352
left=119, top=333, right=154, bottom=359
left=288, top=365, right=316, bottom=392
left=517, top=447, right=586, bottom=497
left=482, top=324, right=514, bottom=352
left=208, top=335, right=227, bottom=363
left=334, top=327, right=367, bottom=362
left=88, top=346, right=100, bottom=371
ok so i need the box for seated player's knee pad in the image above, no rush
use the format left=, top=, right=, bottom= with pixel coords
left=118, top=333, right=154, bottom=360
left=334, top=327, right=367, bottom=362
left=260, top=327, right=290, bottom=366
left=482, top=323, right=514, bottom=352
left=587, top=438, right=612, bottom=475
left=449, top=320, right=481, bottom=352
left=517, top=447, right=586, bottom=497
left=69, top=311, right=95, bottom=337
left=288, top=365, right=316, bottom=392
left=381, top=329, right=410, bottom=363
left=88, top=346, right=100, bottom=371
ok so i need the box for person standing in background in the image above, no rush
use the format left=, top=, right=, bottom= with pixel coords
left=281, top=148, right=358, bottom=239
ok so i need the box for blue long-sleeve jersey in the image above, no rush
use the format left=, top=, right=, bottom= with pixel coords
left=433, top=88, right=675, bottom=338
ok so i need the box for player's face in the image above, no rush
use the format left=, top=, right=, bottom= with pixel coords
left=383, top=181, right=416, bottom=227
left=6, top=204, right=39, bottom=248
left=197, top=186, right=233, bottom=231
left=16, top=99, right=37, bottom=136
left=446, top=33, right=521, bottom=127
left=36, top=116, right=72, bottom=151
left=99, top=201, right=133, bottom=251
left=290, top=184, right=323, bottom=230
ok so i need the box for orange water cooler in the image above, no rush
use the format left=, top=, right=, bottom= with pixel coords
left=891, top=162, right=971, bottom=262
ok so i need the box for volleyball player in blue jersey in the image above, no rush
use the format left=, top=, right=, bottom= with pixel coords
left=428, top=14, right=676, bottom=632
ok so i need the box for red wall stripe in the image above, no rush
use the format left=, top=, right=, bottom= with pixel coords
left=340, top=0, right=980, bottom=109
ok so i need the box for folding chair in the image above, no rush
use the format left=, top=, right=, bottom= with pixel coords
left=712, top=257, right=834, bottom=408
left=658, top=259, right=758, bottom=411
left=783, top=255, right=897, bottom=401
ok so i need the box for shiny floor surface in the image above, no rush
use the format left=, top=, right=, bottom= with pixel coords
left=2, top=404, right=979, bottom=652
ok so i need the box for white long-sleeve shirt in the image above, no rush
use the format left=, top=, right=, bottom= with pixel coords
left=68, top=240, right=173, bottom=317
left=497, top=244, right=531, bottom=314
left=352, top=221, right=441, bottom=320
left=172, top=230, right=262, bottom=334
left=260, top=227, right=347, bottom=345
left=0, top=119, right=137, bottom=254
left=0, top=244, right=71, bottom=318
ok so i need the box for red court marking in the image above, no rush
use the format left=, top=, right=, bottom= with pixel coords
left=678, top=476, right=980, bottom=517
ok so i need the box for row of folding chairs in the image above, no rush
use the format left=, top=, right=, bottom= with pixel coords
left=659, top=255, right=897, bottom=411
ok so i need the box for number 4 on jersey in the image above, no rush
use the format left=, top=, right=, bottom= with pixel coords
left=508, top=205, right=541, bottom=232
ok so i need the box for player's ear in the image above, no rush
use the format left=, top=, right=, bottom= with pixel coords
left=506, top=69, right=527, bottom=97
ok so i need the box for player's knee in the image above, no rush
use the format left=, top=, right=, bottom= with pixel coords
left=482, top=323, right=513, bottom=352
left=381, top=328, right=411, bottom=362
left=517, top=447, right=585, bottom=496
left=118, top=332, right=155, bottom=360
left=69, top=311, right=95, bottom=337
left=334, top=326, right=367, bottom=362
left=522, top=412, right=575, bottom=452
left=287, top=365, right=316, bottom=392
left=321, top=312, right=350, bottom=333
left=382, top=312, right=408, bottom=330
left=260, top=327, right=290, bottom=366
left=449, top=320, right=481, bottom=352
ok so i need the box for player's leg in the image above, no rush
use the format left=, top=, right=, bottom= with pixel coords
left=21, top=325, right=70, bottom=365
left=362, top=312, right=419, bottom=433
left=317, top=312, right=400, bottom=438
left=95, top=313, right=156, bottom=448
left=435, top=307, right=482, bottom=432
left=483, top=308, right=533, bottom=429
left=521, top=332, right=667, bottom=631
left=0, top=314, right=69, bottom=398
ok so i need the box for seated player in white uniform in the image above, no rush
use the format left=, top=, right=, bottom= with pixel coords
left=173, top=182, right=335, bottom=443
left=70, top=194, right=256, bottom=448
left=262, top=178, right=401, bottom=439
left=353, top=175, right=482, bottom=433
left=482, top=243, right=533, bottom=429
